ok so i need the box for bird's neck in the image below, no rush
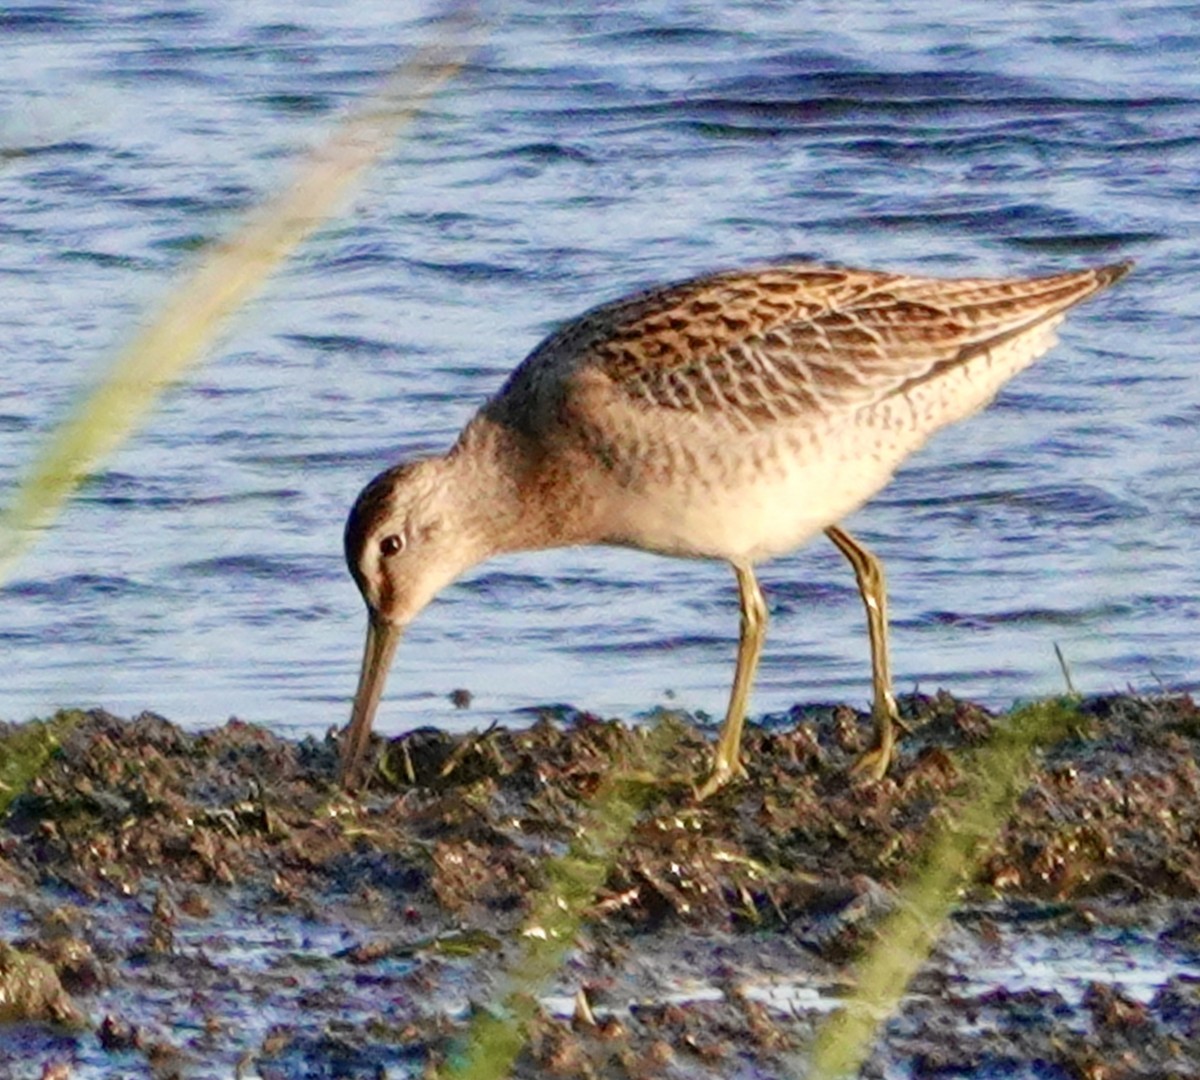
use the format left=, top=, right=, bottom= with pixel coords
left=445, top=414, right=601, bottom=558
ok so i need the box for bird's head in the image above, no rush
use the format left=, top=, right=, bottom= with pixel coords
left=338, top=457, right=476, bottom=786
left=343, top=458, right=471, bottom=626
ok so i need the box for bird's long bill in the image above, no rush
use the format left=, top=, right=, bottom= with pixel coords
left=338, top=610, right=402, bottom=788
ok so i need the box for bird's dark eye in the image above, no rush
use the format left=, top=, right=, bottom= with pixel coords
left=380, top=533, right=406, bottom=557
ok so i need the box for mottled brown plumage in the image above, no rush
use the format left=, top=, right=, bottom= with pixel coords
left=340, top=260, right=1132, bottom=792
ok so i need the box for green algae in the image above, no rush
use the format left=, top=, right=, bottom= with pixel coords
left=0, top=710, right=82, bottom=819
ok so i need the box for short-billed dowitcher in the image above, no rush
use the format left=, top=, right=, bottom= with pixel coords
left=340, top=260, right=1131, bottom=793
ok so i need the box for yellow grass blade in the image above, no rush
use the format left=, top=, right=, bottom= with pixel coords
left=804, top=699, right=1081, bottom=1078
left=0, top=3, right=479, bottom=583
left=435, top=724, right=678, bottom=1080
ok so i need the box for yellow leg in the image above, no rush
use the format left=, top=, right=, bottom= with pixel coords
left=826, top=525, right=899, bottom=780
left=696, top=562, right=766, bottom=800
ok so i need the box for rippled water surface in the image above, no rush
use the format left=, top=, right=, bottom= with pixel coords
left=1, top=1, right=1197, bottom=737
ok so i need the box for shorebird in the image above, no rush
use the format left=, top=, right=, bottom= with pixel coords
left=340, top=259, right=1131, bottom=794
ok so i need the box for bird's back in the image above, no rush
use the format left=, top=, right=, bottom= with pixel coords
left=490, top=262, right=1127, bottom=431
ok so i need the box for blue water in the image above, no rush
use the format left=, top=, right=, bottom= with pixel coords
left=0, top=1, right=1196, bottom=739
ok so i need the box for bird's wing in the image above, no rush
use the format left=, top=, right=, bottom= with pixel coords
left=525, top=262, right=1130, bottom=431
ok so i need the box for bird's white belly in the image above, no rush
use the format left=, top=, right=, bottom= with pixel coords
left=601, top=422, right=907, bottom=564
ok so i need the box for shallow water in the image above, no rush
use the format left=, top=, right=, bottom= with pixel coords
left=5, top=901, right=1193, bottom=1079
left=0, top=1, right=1197, bottom=738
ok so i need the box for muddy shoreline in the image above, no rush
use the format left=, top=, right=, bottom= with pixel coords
left=2, top=692, right=1199, bottom=1078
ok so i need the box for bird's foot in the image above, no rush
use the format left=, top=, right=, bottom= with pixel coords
left=694, top=756, right=748, bottom=801
left=848, top=692, right=905, bottom=782
left=849, top=718, right=898, bottom=782
left=848, top=743, right=892, bottom=783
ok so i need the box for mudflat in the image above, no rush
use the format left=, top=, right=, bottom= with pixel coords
left=1, top=692, right=1198, bottom=1078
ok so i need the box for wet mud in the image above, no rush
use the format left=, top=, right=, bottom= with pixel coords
left=1, top=691, right=1199, bottom=1078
